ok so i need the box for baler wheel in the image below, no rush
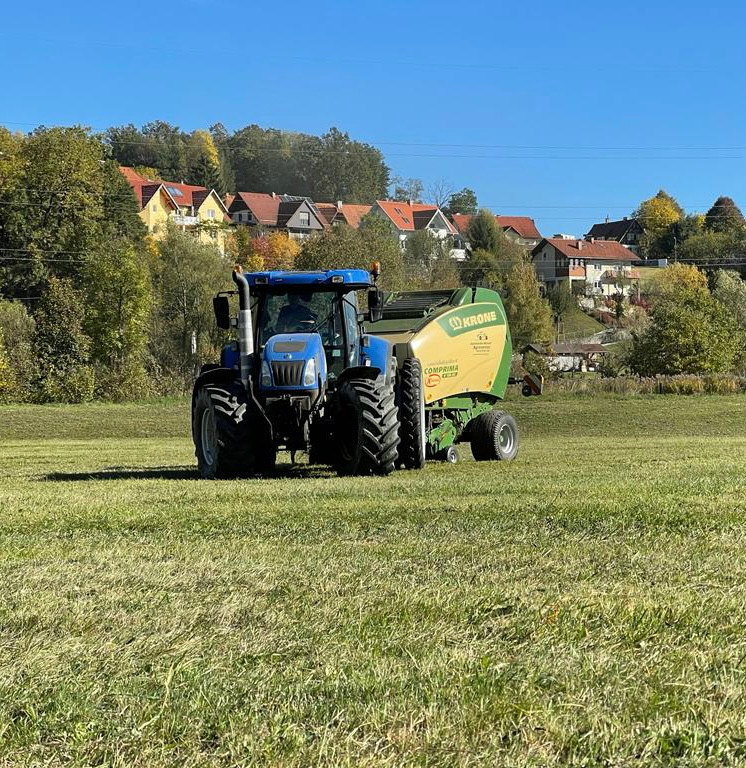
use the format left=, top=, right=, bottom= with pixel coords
left=335, top=377, right=400, bottom=476
left=396, top=358, right=426, bottom=470
left=470, top=410, right=519, bottom=462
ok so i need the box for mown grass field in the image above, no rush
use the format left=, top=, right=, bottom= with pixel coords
left=1, top=393, right=746, bottom=767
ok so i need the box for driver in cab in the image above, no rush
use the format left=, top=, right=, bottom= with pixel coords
left=276, top=293, right=317, bottom=333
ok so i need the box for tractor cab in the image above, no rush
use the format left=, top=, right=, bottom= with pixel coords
left=254, top=282, right=362, bottom=381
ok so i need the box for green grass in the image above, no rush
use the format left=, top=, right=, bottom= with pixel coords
left=1, top=394, right=746, bottom=766
left=561, top=304, right=606, bottom=339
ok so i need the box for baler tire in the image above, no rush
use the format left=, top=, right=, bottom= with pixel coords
left=396, top=358, right=426, bottom=470
left=470, top=410, right=519, bottom=462
left=335, top=377, right=400, bottom=476
left=193, top=383, right=274, bottom=478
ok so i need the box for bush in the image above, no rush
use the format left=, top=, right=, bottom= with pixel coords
left=32, top=278, right=95, bottom=403
left=543, top=374, right=746, bottom=396
left=37, top=365, right=95, bottom=404
left=0, top=300, right=36, bottom=400
left=94, top=361, right=152, bottom=402
left=0, top=330, right=14, bottom=404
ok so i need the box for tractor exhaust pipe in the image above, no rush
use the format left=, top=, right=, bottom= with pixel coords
left=232, top=269, right=254, bottom=387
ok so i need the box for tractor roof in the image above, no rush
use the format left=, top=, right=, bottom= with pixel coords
left=245, top=269, right=374, bottom=289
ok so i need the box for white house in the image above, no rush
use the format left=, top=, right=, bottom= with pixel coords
left=531, top=237, right=640, bottom=297
left=372, top=200, right=467, bottom=260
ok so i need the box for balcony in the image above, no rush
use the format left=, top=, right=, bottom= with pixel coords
left=172, top=214, right=200, bottom=227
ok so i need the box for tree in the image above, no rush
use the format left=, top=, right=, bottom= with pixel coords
left=466, top=209, right=502, bottom=253
left=0, top=328, right=13, bottom=404
left=646, top=214, right=703, bottom=261
left=461, top=214, right=526, bottom=287
left=101, top=159, right=147, bottom=242
left=149, top=226, right=231, bottom=386
left=0, top=300, right=35, bottom=400
left=391, top=176, right=424, bottom=203
left=677, top=229, right=743, bottom=269
left=628, top=264, right=742, bottom=375
left=297, top=216, right=404, bottom=291
left=426, top=179, right=454, bottom=210
left=187, top=131, right=224, bottom=193
left=635, top=190, right=684, bottom=256
left=32, top=277, right=94, bottom=402
left=140, top=121, right=188, bottom=181
left=225, top=226, right=263, bottom=271
left=713, top=270, right=746, bottom=372
left=713, top=270, right=746, bottom=330
left=704, top=196, right=745, bottom=233
left=446, top=188, right=478, bottom=216
left=83, top=239, right=152, bottom=398
left=228, top=124, right=388, bottom=203
left=546, top=282, right=574, bottom=340
left=0, top=126, right=108, bottom=297
left=634, top=190, right=683, bottom=231
left=264, top=232, right=301, bottom=270
left=502, top=261, right=553, bottom=347
left=310, top=127, right=389, bottom=203
left=403, top=229, right=453, bottom=287
left=459, top=248, right=507, bottom=290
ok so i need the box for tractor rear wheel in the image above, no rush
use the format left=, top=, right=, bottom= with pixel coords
left=396, top=358, right=426, bottom=470
left=469, top=410, right=519, bottom=462
left=335, top=376, right=399, bottom=476
left=193, top=382, right=275, bottom=478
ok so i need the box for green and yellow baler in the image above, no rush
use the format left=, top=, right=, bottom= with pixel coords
left=368, top=286, right=518, bottom=465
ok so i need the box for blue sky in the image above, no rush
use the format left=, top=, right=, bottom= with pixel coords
left=3, top=0, right=746, bottom=234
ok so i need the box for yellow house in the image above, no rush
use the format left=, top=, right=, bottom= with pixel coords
left=119, top=167, right=229, bottom=252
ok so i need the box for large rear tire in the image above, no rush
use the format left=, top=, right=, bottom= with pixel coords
left=335, top=377, right=399, bottom=476
left=192, top=382, right=276, bottom=478
left=396, top=358, right=426, bottom=470
left=469, top=410, right=519, bottom=462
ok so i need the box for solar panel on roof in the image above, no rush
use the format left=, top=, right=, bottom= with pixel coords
left=166, top=186, right=184, bottom=197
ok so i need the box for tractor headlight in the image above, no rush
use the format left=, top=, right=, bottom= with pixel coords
left=260, top=360, right=272, bottom=388
left=303, top=357, right=317, bottom=387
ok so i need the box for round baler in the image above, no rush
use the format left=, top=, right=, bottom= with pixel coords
left=367, top=286, right=518, bottom=465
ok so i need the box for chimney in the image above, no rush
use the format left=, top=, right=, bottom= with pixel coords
left=337, top=200, right=343, bottom=209
left=623, top=216, right=628, bottom=221
left=577, top=240, right=583, bottom=251
left=408, top=199, right=414, bottom=206
left=271, top=191, right=276, bottom=198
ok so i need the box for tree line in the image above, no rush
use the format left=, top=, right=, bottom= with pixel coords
left=634, top=189, right=746, bottom=272
left=0, top=125, right=547, bottom=404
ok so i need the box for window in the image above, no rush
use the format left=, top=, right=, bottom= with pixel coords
left=209, top=230, right=217, bottom=240
left=152, top=204, right=157, bottom=212
left=237, top=212, right=243, bottom=222
left=299, top=211, right=310, bottom=227
left=208, top=210, right=215, bottom=219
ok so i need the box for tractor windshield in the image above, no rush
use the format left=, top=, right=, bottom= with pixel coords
left=256, top=289, right=360, bottom=378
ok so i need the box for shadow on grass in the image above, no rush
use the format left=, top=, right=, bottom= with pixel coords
left=41, top=464, right=335, bottom=482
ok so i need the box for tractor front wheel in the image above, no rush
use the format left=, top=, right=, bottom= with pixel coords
left=193, top=382, right=275, bottom=478
left=470, top=410, right=519, bottom=462
left=335, top=377, right=399, bottom=476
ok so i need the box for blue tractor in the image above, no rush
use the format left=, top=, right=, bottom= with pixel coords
left=191, top=266, right=400, bottom=477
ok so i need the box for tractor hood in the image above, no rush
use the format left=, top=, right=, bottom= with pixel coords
left=260, top=333, right=327, bottom=391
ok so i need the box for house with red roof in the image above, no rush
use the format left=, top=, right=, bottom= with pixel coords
left=314, top=201, right=372, bottom=229
left=227, top=192, right=326, bottom=239
left=451, top=213, right=542, bottom=250
left=371, top=200, right=466, bottom=259
left=531, top=237, right=640, bottom=297
left=119, top=167, right=229, bottom=252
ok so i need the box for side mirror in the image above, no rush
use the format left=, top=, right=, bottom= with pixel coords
left=367, top=287, right=384, bottom=323
left=213, top=295, right=231, bottom=330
